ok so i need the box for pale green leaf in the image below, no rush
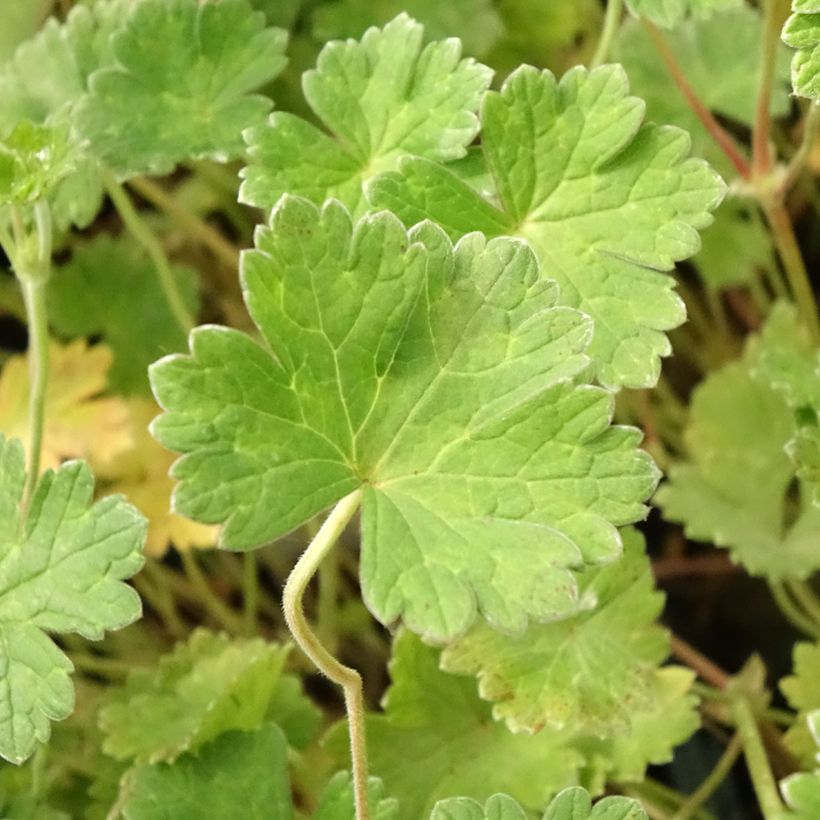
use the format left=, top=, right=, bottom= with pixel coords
left=118, top=724, right=294, bottom=820
left=625, top=0, right=741, bottom=28
left=150, top=196, right=659, bottom=641
left=781, top=770, right=820, bottom=820
left=314, top=772, right=399, bottom=820
left=99, top=629, right=289, bottom=763
left=781, top=641, right=820, bottom=767
left=430, top=794, right=527, bottom=820
left=265, top=672, right=323, bottom=751
left=792, top=426, right=820, bottom=506
left=656, top=308, right=820, bottom=579
left=368, top=64, right=725, bottom=388
left=0, top=0, right=51, bottom=63
left=328, top=631, right=587, bottom=819
left=0, top=435, right=145, bottom=765
left=783, top=2, right=820, bottom=100
left=240, top=14, right=493, bottom=215
left=544, top=788, right=648, bottom=820
left=77, top=0, right=287, bottom=178
left=440, top=531, right=669, bottom=736
left=49, top=235, right=200, bottom=395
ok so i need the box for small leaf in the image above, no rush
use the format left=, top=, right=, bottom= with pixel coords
left=542, top=788, right=648, bottom=820
left=240, top=14, right=493, bottom=214
left=117, top=724, right=294, bottom=820
left=781, top=641, right=820, bottom=766
left=440, top=531, right=669, bottom=736
left=430, top=794, right=527, bottom=820
left=368, top=64, right=725, bottom=388
left=783, top=2, right=820, bottom=100
left=314, top=772, right=399, bottom=820
left=0, top=339, right=132, bottom=474
left=0, top=435, right=145, bottom=764
left=77, top=0, right=288, bottom=178
left=150, top=195, right=659, bottom=642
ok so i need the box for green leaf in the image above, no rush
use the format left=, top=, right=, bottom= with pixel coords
left=118, top=724, right=294, bottom=820
left=150, top=195, right=659, bottom=641
left=265, top=672, right=323, bottom=751
left=793, top=425, right=820, bottom=506
left=431, top=789, right=648, bottom=820
left=783, top=2, right=820, bottom=100
left=0, top=120, right=75, bottom=206
left=0, top=1, right=124, bottom=227
left=240, top=14, right=493, bottom=215
left=49, top=235, right=200, bottom=395
left=76, top=0, right=288, bottom=178
left=368, top=64, right=725, bottom=388
left=440, top=531, right=669, bottom=736
left=314, top=772, right=399, bottom=820
left=0, top=0, right=51, bottom=63
left=311, top=0, right=504, bottom=59
left=329, top=630, right=587, bottom=819
left=656, top=306, right=820, bottom=579
left=782, top=770, right=820, bottom=819
left=615, top=6, right=791, bottom=176
left=625, top=0, right=742, bottom=28
left=99, top=629, right=289, bottom=763
left=430, top=794, right=527, bottom=820
left=0, top=435, right=145, bottom=765
left=781, top=641, right=820, bottom=766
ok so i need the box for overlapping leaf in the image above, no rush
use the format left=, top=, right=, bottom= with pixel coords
left=76, top=0, right=287, bottom=178
left=49, top=236, right=200, bottom=396
left=315, top=772, right=399, bottom=820
left=0, top=339, right=132, bottom=474
left=369, top=64, right=725, bottom=388
left=783, top=2, right=820, bottom=100
left=150, top=195, right=659, bottom=641
left=0, top=436, right=145, bottom=764
left=656, top=305, right=820, bottom=578
left=781, top=641, right=820, bottom=766
left=625, top=0, right=741, bottom=28
left=440, top=531, right=669, bottom=736
left=99, top=630, right=289, bottom=763
left=240, top=14, right=493, bottom=215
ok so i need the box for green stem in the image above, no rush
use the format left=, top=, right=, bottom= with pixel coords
left=763, top=199, right=820, bottom=342
left=180, top=551, right=244, bottom=634
left=770, top=582, right=820, bottom=638
left=591, top=0, right=623, bottom=68
left=787, top=579, right=820, bottom=626
left=282, top=490, right=368, bottom=820
left=730, top=692, right=785, bottom=820
left=781, top=103, right=820, bottom=194
left=691, top=682, right=796, bottom=727
left=128, top=176, right=240, bottom=270
left=243, top=551, right=259, bottom=636
left=673, top=733, right=743, bottom=820
left=102, top=168, right=195, bottom=334
left=136, top=564, right=186, bottom=639
left=752, top=0, right=791, bottom=178
left=17, top=200, right=53, bottom=511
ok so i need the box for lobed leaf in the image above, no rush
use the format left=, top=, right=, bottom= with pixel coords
left=783, top=2, right=820, bottom=100
left=369, top=64, right=725, bottom=388
left=0, top=435, right=145, bottom=765
left=781, top=641, right=820, bottom=766
left=440, top=531, right=669, bottom=736
left=99, top=629, right=289, bottom=763
left=150, top=195, right=659, bottom=642
left=657, top=304, right=820, bottom=579
left=315, top=772, right=399, bottom=820
left=76, top=0, right=288, bottom=178
left=240, top=14, right=493, bottom=215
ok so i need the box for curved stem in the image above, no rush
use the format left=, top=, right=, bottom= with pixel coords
left=591, top=0, right=624, bottom=68
left=781, top=103, right=820, bottom=194
left=283, top=490, right=367, bottom=820
left=730, top=692, right=785, bottom=820
left=770, top=582, right=820, bottom=638
left=673, top=732, right=742, bottom=820
left=102, top=168, right=195, bottom=334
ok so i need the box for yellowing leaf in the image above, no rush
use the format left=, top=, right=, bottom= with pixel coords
left=103, top=399, right=217, bottom=556
left=0, top=339, right=131, bottom=474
